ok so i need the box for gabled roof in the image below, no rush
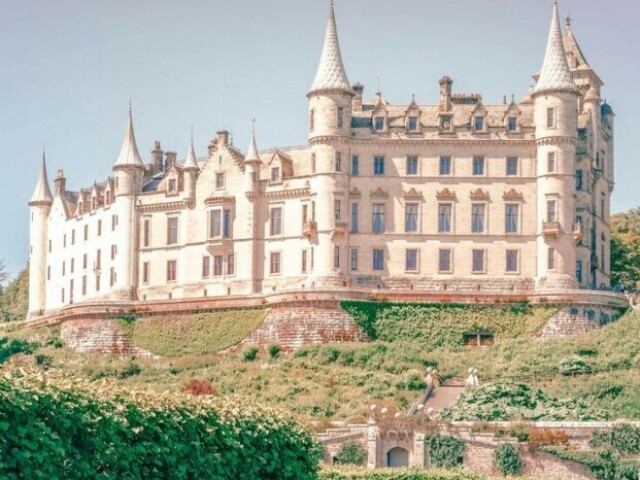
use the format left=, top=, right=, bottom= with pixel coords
left=308, top=1, right=352, bottom=96
left=113, top=107, right=144, bottom=169
left=29, top=152, right=53, bottom=205
left=534, top=1, right=578, bottom=95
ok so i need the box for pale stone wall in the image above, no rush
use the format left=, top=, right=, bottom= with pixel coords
left=60, top=318, right=156, bottom=357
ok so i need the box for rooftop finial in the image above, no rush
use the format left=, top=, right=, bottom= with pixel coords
left=114, top=102, right=144, bottom=168
left=245, top=120, right=261, bottom=163
left=30, top=148, right=53, bottom=205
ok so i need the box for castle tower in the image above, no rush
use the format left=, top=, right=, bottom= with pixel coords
left=112, top=106, right=145, bottom=300
left=28, top=152, right=53, bottom=317
left=242, top=125, right=261, bottom=293
left=183, top=133, right=198, bottom=205
left=307, top=0, right=354, bottom=287
left=532, top=0, right=580, bottom=292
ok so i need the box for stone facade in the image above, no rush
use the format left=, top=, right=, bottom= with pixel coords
left=60, top=319, right=156, bottom=357
left=540, top=305, right=623, bottom=337
left=28, top=2, right=617, bottom=320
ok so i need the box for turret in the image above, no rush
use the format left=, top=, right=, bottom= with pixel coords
left=532, top=0, right=580, bottom=292
left=28, top=152, right=53, bottom=317
left=244, top=124, right=261, bottom=194
left=183, top=133, right=199, bottom=203
left=113, top=106, right=145, bottom=196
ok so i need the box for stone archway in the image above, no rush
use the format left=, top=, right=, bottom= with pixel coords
left=387, top=447, right=409, bottom=467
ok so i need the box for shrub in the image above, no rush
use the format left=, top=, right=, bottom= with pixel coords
left=119, top=361, right=142, bottom=378
left=528, top=429, right=568, bottom=448
left=494, top=443, right=522, bottom=476
left=425, top=435, right=465, bottom=468
left=184, top=379, right=216, bottom=396
left=559, top=356, right=592, bottom=376
left=591, top=424, right=640, bottom=455
left=268, top=343, right=282, bottom=360
left=0, top=337, right=39, bottom=364
left=334, top=442, right=367, bottom=465
left=243, top=346, right=259, bottom=362
left=35, top=354, right=53, bottom=369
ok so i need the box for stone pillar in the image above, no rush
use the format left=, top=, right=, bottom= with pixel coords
left=411, top=432, right=426, bottom=467
left=367, top=419, right=378, bottom=469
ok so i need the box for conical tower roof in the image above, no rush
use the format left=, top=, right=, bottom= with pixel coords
left=308, top=1, right=352, bottom=96
left=563, top=22, right=590, bottom=69
left=245, top=125, right=261, bottom=163
left=184, top=132, right=198, bottom=170
left=114, top=106, right=144, bottom=168
left=534, top=1, right=577, bottom=95
left=30, top=152, right=53, bottom=205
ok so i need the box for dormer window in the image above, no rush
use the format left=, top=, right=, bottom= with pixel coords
left=168, top=178, right=177, bottom=193
left=407, top=116, right=418, bottom=131
left=473, top=116, right=485, bottom=132
left=439, top=115, right=452, bottom=132
left=215, top=172, right=225, bottom=189
left=374, top=116, right=385, bottom=131
left=507, top=117, right=517, bottom=132
left=271, top=167, right=280, bottom=182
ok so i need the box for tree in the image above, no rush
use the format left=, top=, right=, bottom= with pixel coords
left=610, top=209, right=640, bottom=290
left=0, top=259, right=7, bottom=286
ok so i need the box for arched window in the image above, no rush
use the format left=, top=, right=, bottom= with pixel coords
left=387, top=447, right=409, bottom=468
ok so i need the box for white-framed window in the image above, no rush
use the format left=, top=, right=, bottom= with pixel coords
left=472, top=156, right=485, bottom=175
left=406, top=156, right=418, bottom=175
left=405, top=203, right=419, bottom=232
left=407, top=116, right=418, bottom=131
left=547, top=151, right=556, bottom=173
left=505, top=204, right=519, bottom=234
left=506, top=157, right=518, bottom=176
left=372, top=249, right=384, bottom=270
left=374, top=116, right=384, bottom=131
left=438, top=249, right=452, bottom=273
left=351, top=155, right=359, bottom=175
left=271, top=167, right=280, bottom=182
left=337, top=107, right=344, bottom=128
left=334, top=246, right=340, bottom=269
left=270, top=252, right=281, bottom=274
left=507, top=116, right=517, bottom=132
left=547, top=107, right=556, bottom=128
left=471, top=204, right=486, bottom=233
left=214, top=255, right=223, bottom=276
left=167, top=260, right=177, bottom=282
left=547, top=200, right=557, bottom=222
left=167, top=217, right=179, bottom=245
left=351, top=203, right=359, bottom=233
left=373, top=156, right=385, bottom=175
left=406, top=249, right=418, bottom=271
left=350, top=248, right=358, bottom=271
left=335, top=152, right=342, bottom=172
left=506, top=250, right=519, bottom=273
left=227, top=254, right=235, bottom=275
left=215, top=172, right=225, bottom=189
left=270, top=206, right=282, bottom=236
left=372, top=204, right=385, bottom=233
left=472, top=249, right=486, bottom=273
left=473, top=116, right=485, bottom=131
left=439, top=156, right=451, bottom=175
left=548, top=247, right=556, bottom=271
left=202, top=256, right=210, bottom=277
left=438, top=203, right=452, bottom=233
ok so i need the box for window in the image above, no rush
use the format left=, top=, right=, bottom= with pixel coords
left=576, top=260, right=583, bottom=283
left=309, top=109, right=314, bottom=130
left=547, top=107, right=556, bottom=128
left=439, top=156, right=451, bottom=175
left=112, top=215, right=118, bottom=231
left=223, top=209, right=231, bottom=238
left=62, top=261, right=66, bottom=276
left=215, top=172, right=225, bottom=189
left=270, top=252, right=281, bottom=274
left=351, top=155, right=359, bottom=175
left=167, top=260, right=177, bottom=282
left=202, top=256, right=210, bottom=277
left=71, top=229, right=75, bottom=245
left=406, top=249, right=418, bottom=271
left=167, top=217, right=178, bottom=245
left=405, top=203, right=418, bottom=232
left=209, top=210, right=221, bottom=237
left=111, top=244, right=117, bottom=260
left=95, top=273, right=101, bottom=292
left=311, top=153, right=316, bottom=173
left=575, top=170, right=583, bottom=190
left=374, top=116, right=384, bottom=131
left=311, top=247, right=314, bottom=270
left=110, top=267, right=116, bottom=287
left=97, top=220, right=102, bottom=236
left=63, top=234, right=66, bottom=248
left=601, top=192, right=606, bottom=217
left=70, top=258, right=74, bottom=273
left=372, top=204, right=385, bottom=233
left=506, top=250, right=519, bottom=273
left=601, top=244, right=605, bottom=271
left=168, top=178, right=177, bottom=192
left=214, top=255, right=223, bottom=276
left=547, top=200, right=557, bottom=222
left=142, top=262, right=149, bottom=284
left=143, top=218, right=150, bottom=247
left=507, top=116, right=517, bottom=132
left=84, top=225, right=88, bottom=241
left=506, top=157, right=518, bottom=176
left=270, top=207, right=282, bottom=236
left=95, top=249, right=101, bottom=270
left=47, top=266, right=50, bottom=280
left=505, top=204, right=519, bottom=233
left=373, top=249, right=384, bottom=270
left=61, top=288, right=65, bottom=303
left=302, top=250, right=308, bottom=273
left=472, top=249, right=485, bottom=273
left=474, top=116, right=484, bottom=131
left=406, top=156, right=418, bottom=175
left=439, top=249, right=452, bottom=273
left=547, top=151, right=556, bottom=173
left=302, top=204, right=308, bottom=224
left=438, top=204, right=452, bottom=233
left=548, top=247, right=556, bottom=270
left=334, top=246, right=340, bottom=268
left=335, top=152, right=342, bottom=172
left=351, top=203, right=359, bottom=233
left=82, top=275, right=87, bottom=295
left=472, top=156, right=485, bottom=175
left=374, top=156, right=385, bottom=175
left=337, top=107, right=344, bottom=128
left=271, top=167, right=280, bottom=182
left=408, top=116, right=418, bottom=131
left=439, top=115, right=452, bottom=131
left=471, top=204, right=485, bottom=233
left=350, top=249, right=358, bottom=271
left=334, top=200, right=341, bottom=221
left=83, top=254, right=87, bottom=270
left=227, top=254, right=235, bottom=275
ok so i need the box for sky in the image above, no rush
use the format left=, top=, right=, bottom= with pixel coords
left=0, top=0, right=639, bottom=281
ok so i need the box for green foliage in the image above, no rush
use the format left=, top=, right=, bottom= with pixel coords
left=334, top=442, right=367, bottom=465
left=0, top=336, right=38, bottom=363
left=590, top=424, right=640, bottom=455
left=558, top=356, right=592, bottom=375
left=319, top=466, right=485, bottom=479
left=0, top=266, right=29, bottom=323
left=610, top=209, right=640, bottom=288
left=340, top=302, right=555, bottom=346
left=119, top=361, right=142, bottom=378
left=544, top=447, right=639, bottom=480
left=440, top=383, right=610, bottom=422
left=494, top=444, right=522, bottom=476
left=0, top=368, right=322, bottom=480
left=425, top=435, right=465, bottom=468
left=243, top=345, right=259, bottom=361
left=117, top=308, right=267, bottom=356
left=268, top=343, right=282, bottom=360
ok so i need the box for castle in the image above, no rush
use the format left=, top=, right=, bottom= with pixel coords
left=28, top=1, right=616, bottom=318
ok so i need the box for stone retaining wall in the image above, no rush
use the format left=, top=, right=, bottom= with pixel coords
left=60, top=319, right=156, bottom=357
left=540, top=305, right=624, bottom=337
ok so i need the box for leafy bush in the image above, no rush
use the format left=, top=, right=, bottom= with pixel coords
left=319, top=466, right=484, bottom=479
left=0, top=367, right=322, bottom=479
left=0, top=336, right=38, bottom=363
left=119, top=361, right=142, bottom=378
left=494, top=444, right=522, bottom=476
left=591, top=424, right=640, bottom=455
left=268, top=343, right=282, bottom=360
left=334, top=442, right=367, bottom=465
left=559, top=356, right=592, bottom=376
left=243, top=345, right=259, bottom=361
left=425, top=435, right=465, bottom=468
left=544, top=447, right=639, bottom=480
left=35, top=354, right=52, bottom=369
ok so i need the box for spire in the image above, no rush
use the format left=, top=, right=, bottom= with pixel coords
left=30, top=150, right=53, bottom=205
left=184, top=127, right=198, bottom=170
left=563, top=21, right=591, bottom=69
left=114, top=104, right=144, bottom=168
left=308, top=0, right=352, bottom=96
left=245, top=119, right=261, bottom=163
left=534, top=1, right=577, bottom=95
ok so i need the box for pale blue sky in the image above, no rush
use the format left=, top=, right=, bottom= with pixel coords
left=1, top=0, right=638, bottom=280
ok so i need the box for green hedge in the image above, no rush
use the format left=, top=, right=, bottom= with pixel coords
left=319, top=466, right=484, bottom=480
left=0, top=368, right=322, bottom=479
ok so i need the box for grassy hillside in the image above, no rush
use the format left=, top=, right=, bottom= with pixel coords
left=5, top=303, right=640, bottom=421
left=0, top=266, right=29, bottom=323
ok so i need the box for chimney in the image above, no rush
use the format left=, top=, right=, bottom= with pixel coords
left=439, top=76, right=453, bottom=112
left=353, top=82, right=364, bottom=111
left=165, top=151, right=177, bottom=169
left=151, top=141, right=164, bottom=173
left=54, top=169, right=66, bottom=197
left=217, top=130, right=230, bottom=147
